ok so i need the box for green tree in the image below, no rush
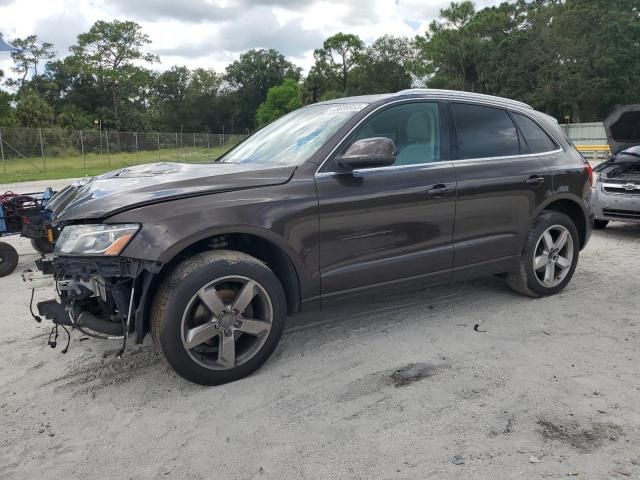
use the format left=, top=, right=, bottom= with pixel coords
left=313, top=33, right=365, bottom=94
left=300, top=66, right=326, bottom=105
left=256, top=79, right=302, bottom=126
left=0, top=91, right=16, bottom=126
left=352, top=35, right=417, bottom=94
left=15, top=91, right=54, bottom=127
left=225, top=49, right=301, bottom=130
left=69, top=20, right=158, bottom=129
left=415, top=1, right=483, bottom=91
left=152, top=66, right=225, bottom=131
left=9, top=35, right=55, bottom=88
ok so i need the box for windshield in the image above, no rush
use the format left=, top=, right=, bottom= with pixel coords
left=218, top=103, right=367, bottom=166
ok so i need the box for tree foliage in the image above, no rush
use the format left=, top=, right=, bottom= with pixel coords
left=1, top=2, right=639, bottom=131
left=313, top=33, right=365, bottom=94
left=9, top=35, right=55, bottom=88
left=256, top=79, right=302, bottom=126
left=225, top=49, right=301, bottom=130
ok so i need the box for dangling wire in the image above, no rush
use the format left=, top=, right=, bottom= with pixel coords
left=59, top=324, right=70, bottom=353
left=29, top=289, right=42, bottom=323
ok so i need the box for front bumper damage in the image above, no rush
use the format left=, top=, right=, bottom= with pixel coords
left=592, top=183, right=640, bottom=223
left=26, top=255, right=162, bottom=348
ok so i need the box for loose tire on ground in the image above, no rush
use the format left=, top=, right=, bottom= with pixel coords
left=507, top=210, right=580, bottom=298
left=151, top=250, right=287, bottom=386
left=593, top=219, right=609, bottom=230
left=30, top=237, right=54, bottom=254
left=0, top=242, right=19, bottom=277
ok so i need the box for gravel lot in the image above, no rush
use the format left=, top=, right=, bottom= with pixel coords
left=1, top=178, right=639, bottom=479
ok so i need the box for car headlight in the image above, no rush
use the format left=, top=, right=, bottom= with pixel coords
left=54, top=224, right=140, bottom=256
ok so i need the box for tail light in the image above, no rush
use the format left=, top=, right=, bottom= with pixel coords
left=584, top=160, right=594, bottom=187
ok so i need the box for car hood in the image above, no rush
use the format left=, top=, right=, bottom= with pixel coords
left=48, top=162, right=297, bottom=223
left=604, top=104, right=640, bottom=154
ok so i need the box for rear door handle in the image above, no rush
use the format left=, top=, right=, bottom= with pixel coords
left=426, top=184, right=454, bottom=196
left=525, top=176, right=545, bottom=186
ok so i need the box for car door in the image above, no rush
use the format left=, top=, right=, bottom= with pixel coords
left=315, top=101, right=457, bottom=298
left=448, top=102, right=554, bottom=278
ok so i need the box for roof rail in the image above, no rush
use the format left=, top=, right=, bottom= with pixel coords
left=395, top=88, right=533, bottom=110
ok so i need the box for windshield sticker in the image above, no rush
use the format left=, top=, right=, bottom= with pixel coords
left=326, top=103, right=368, bottom=113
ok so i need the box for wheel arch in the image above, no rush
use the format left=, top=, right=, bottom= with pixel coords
left=534, top=195, right=589, bottom=249
left=155, top=228, right=304, bottom=315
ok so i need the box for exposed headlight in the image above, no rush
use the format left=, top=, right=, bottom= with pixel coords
left=54, top=224, right=140, bottom=256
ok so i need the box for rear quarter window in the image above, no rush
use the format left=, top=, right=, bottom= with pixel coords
left=512, top=112, right=558, bottom=153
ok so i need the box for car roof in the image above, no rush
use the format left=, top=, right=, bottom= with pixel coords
left=314, top=88, right=533, bottom=111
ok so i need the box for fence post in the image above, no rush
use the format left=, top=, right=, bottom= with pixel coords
left=157, top=132, right=161, bottom=160
left=207, top=133, right=210, bottom=150
left=79, top=130, right=86, bottom=171
left=175, top=132, right=179, bottom=160
left=193, top=133, right=196, bottom=160
left=106, top=130, right=111, bottom=165
left=39, top=127, right=46, bottom=172
left=0, top=127, right=5, bottom=174
left=135, top=132, right=139, bottom=161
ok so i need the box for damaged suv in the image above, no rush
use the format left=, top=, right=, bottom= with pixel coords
left=592, top=105, right=640, bottom=228
left=33, top=89, right=592, bottom=385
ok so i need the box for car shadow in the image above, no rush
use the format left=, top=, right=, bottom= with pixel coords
left=281, top=275, right=513, bottom=353
left=595, top=221, right=640, bottom=240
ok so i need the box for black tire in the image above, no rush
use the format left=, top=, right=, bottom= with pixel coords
left=30, top=237, right=54, bottom=254
left=151, top=250, right=287, bottom=385
left=593, top=219, right=609, bottom=230
left=507, top=211, right=580, bottom=298
left=0, top=242, right=19, bottom=278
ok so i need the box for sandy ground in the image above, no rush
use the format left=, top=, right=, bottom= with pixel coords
left=1, top=179, right=639, bottom=479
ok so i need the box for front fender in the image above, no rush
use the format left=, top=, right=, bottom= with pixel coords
left=106, top=180, right=320, bottom=298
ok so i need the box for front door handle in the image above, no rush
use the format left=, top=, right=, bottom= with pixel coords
left=426, top=184, right=454, bottom=196
left=526, top=175, right=545, bottom=186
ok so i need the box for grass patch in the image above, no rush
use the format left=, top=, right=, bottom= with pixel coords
left=0, top=146, right=232, bottom=184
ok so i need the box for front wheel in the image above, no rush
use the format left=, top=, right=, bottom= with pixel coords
left=507, top=211, right=580, bottom=298
left=151, top=250, right=287, bottom=385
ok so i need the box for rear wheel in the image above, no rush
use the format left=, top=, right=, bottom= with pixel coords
left=151, top=250, right=286, bottom=385
left=0, top=242, right=19, bottom=277
left=507, top=211, right=580, bottom=298
left=593, top=219, right=609, bottom=230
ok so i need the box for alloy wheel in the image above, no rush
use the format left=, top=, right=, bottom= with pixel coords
left=180, top=275, right=273, bottom=370
left=533, top=225, right=574, bottom=288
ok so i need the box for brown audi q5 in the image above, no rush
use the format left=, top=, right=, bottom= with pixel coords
left=33, top=89, right=592, bottom=385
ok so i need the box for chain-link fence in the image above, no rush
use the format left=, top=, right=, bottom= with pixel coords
left=0, top=127, right=247, bottom=178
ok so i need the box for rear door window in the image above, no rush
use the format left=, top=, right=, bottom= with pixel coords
left=452, top=103, right=520, bottom=159
left=512, top=112, right=557, bottom=153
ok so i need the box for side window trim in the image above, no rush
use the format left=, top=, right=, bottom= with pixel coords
left=319, top=100, right=448, bottom=174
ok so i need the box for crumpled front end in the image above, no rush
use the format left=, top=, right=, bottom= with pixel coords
left=30, top=255, right=161, bottom=351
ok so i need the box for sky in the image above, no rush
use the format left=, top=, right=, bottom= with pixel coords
left=0, top=0, right=502, bottom=80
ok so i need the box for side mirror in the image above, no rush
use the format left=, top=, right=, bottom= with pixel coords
left=337, top=137, right=396, bottom=170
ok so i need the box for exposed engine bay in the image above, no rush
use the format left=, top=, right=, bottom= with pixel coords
left=599, top=163, right=640, bottom=181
